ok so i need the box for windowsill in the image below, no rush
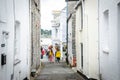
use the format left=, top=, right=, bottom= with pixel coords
left=14, top=59, right=21, bottom=66
left=102, top=47, right=109, bottom=54
left=0, top=20, right=6, bottom=23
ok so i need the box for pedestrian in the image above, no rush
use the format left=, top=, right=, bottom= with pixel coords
left=65, top=52, right=69, bottom=65
left=48, top=45, right=54, bottom=63
left=55, top=47, right=61, bottom=63
left=41, top=47, right=45, bottom=59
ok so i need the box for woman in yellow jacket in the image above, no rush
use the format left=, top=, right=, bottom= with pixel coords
left=55, top=47, right=61, bottom=63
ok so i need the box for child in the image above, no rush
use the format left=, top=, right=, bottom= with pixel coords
left=55, top=47, right=61, bottom=63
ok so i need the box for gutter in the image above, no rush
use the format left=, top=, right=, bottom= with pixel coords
left=67, top=13, right=72, bottom=23
left=67, top=11, right=76, bottom=23
left=74, top=0, right=82, bottom=10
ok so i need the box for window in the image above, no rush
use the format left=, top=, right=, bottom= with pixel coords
left=0, top=0, right=7, bottom=22
left=15, top=21, right=20, bottom=58
left=79, top=3, right=83, bottom=31
left=80, top=43, right=83, bottom=68
left=104, top=10, right=109, bottom=29
left=81, top=3, right=83, bottom=30
left=103, top=10, right=109, bottom=54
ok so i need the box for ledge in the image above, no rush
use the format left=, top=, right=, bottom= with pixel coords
left=14, top=59, right=21, bottom=66
left=0, top=20, right=6, bottom=23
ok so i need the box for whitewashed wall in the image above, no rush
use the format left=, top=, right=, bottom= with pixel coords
left=84, top=0, right=99, bottom=79
left=75, top=3, right=82, bottom=72
left=0, top=0, right=14, bottom=80
left=99, top=0, right=120, bottom=80
left=14, top=0, right=31, bottom=79
left=75, top=0, right=99, bottom=79
left=68, top=16, right=73, bottom=66
left=60, top=8, right=67, bottom=59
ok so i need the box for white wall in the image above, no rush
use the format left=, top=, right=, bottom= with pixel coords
left=99, top=0, right=120, bottom=80
left=41, top=38, right=52, bottom=46
left=118, top=2, right=120, bottom=80
left=75, top=0, right=99, bottom=79
left=75, top=4, right=82, bottom=71
left=14, top=0, right=30, bottom=79
left=68, top=16, right=73, bottom=66
left=60, top=8, right=67, bottom=59
left=60, top=8, right=67, bottom=42
left=0, top=0, right=15, bottom=80
left=84, top=0, right=99, bottom=79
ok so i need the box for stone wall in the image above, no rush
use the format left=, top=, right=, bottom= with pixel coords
left=31, top=0, right=41, bottom=70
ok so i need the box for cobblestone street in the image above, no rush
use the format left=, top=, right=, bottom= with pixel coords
left=35, top=62, right=85, bottom=80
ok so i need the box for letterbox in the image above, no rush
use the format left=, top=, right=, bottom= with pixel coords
left=1, top=54, right=6, bottom=65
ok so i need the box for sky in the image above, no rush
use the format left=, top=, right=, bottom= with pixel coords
left=41, top=0, right=66, bottom=30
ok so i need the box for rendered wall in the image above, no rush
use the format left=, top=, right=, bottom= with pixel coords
left=99, top=0, right=120, bottom=80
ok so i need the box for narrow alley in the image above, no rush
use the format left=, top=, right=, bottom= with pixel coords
left=35, top=62, right=85, bottom=80
left=0, top=0, right=120, bottom=80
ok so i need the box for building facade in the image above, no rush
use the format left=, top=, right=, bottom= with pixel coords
left=75, top=0, right=99, bottom=79
left=0, top=0, right=41, bottom=80
left=59, top=7, right=67, bottom=60
left=99, top=0, right=120, bottom=80
left=0, top=0, right=15, bottom=80
left=51, top=10, right=61, bottom=47
left=13, top=0, right=31, bottom=79
left=30, top=0, right=41, bottom=76
left=52, top=8, right=67, bottom=60
left=67, top=13, right=76, bottom=67
left=67, top=1, right=78, bottom=67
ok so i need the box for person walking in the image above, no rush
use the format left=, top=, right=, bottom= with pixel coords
left=55, top=47, right=61, bottom=63
left=48, top=45, right=54, bottom=63
left=41, top=47, right=45, bottom=59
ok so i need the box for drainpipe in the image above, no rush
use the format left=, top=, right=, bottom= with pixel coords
left=98, top=0, right=101, bottom=79
left=66, top=1, right=69, bottom=65
left=12, top=0, right=15, bottom=79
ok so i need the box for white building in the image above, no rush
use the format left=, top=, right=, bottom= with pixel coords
left=59, top=7, right=67, bottom=60
left=67, top=1, right=78, bottom=67
left=99, top=0, right=120, bottom=80
left=0, top=0, right=41, bottom=80
left=67, top=13, right=76, bottom=67
left=67, top=14, right=73, bottom=66
left=0, top=0, right=15, bottom=80
left=51, top=11, right=61, bottom=47
left=41, top=38, right=52, bottom=49
left=13, top=0, right=31, bottom=79
left=75, top=0, right=99, bottom=79
left=51, top=8, right=67, bottom=59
